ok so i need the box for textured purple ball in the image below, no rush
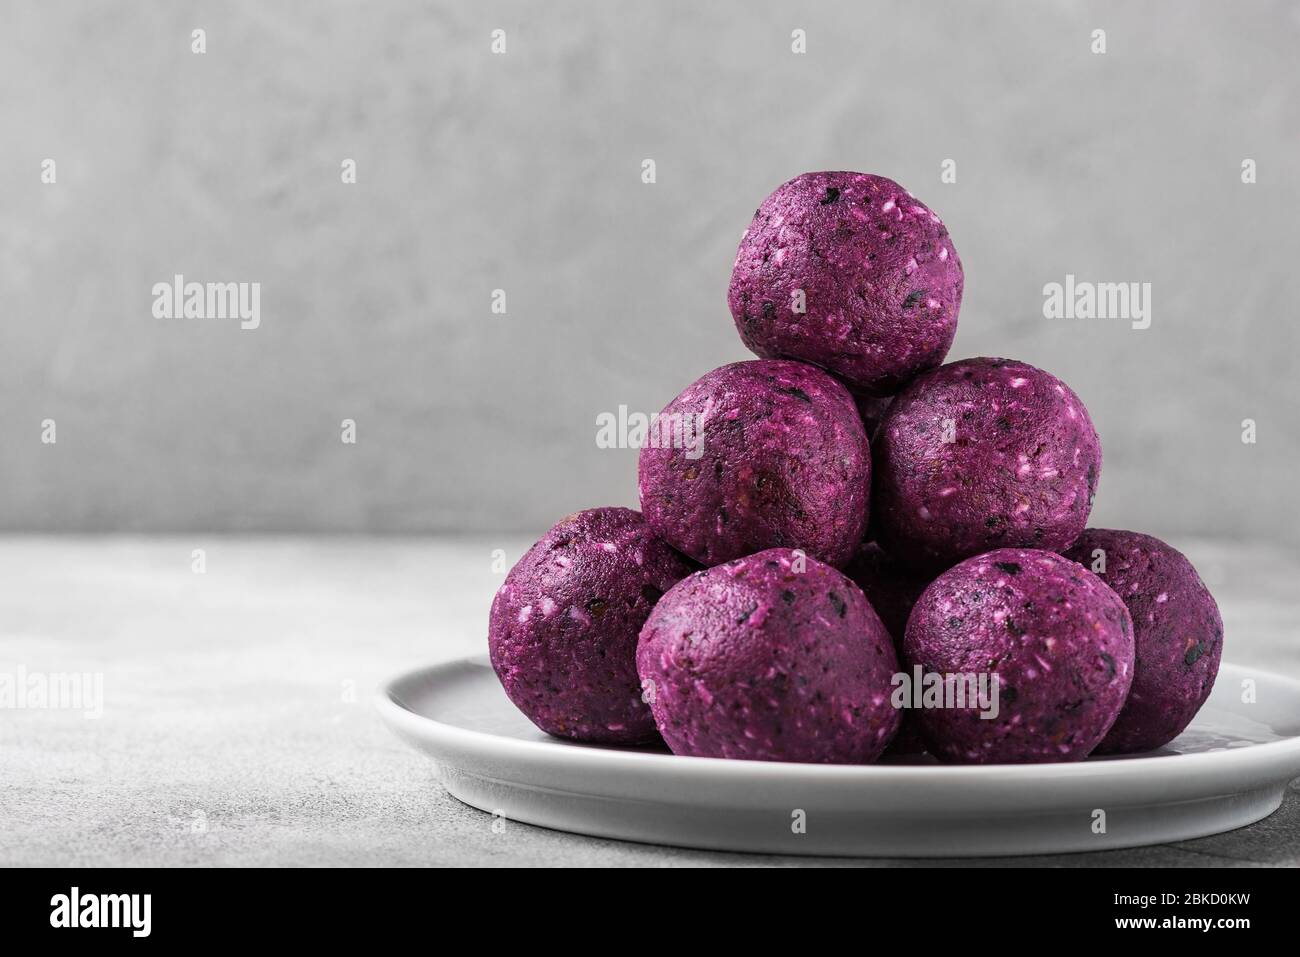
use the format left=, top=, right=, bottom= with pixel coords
left=728, top=171, right=963, bottom=396
left=1064, top=529, right=1223, bottom=754
left=637, top=548, right=901, bottom=763
left=488, top=507, right=695, bottom=744
left=874, top=357, right=1102, bottom=571
left=903, top=548, right=1134, bottom=764
left=638, top=359, right=870, bottom=568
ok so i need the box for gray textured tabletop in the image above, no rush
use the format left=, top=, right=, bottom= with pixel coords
left=3, top=536, right=1298, bottom=868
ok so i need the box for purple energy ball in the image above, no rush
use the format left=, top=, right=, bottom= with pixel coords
left=903, top=548, right=1134, bottom=764
left=873, top=357, right=1102, bottom=571
left=845, top=542, right=934, bottom=755
left=728, top=171, right=963, bottom=397
left=1064, top=529, right=1224, bottom=754
left=638, top=359, right=870, bottom=569
left=637, top=548, right=902, bottom=763
left=488, top=507, right=695, bottom=744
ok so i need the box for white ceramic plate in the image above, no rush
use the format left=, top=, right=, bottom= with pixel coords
left=378, top=657, right=1300, bottom=857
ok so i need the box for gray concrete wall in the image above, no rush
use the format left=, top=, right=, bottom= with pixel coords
left=2, top=0, right=1297, bottom=542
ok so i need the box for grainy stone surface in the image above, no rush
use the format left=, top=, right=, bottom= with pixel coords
left=2, top=536, right=1297, bottom=867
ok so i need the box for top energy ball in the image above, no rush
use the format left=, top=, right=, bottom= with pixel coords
left=728, top=172, right=963, bottom=397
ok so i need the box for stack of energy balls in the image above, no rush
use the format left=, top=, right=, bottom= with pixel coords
left=489, top=171, right=1223, bottom=765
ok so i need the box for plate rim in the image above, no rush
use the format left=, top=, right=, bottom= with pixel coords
left=376, top=656, right=1300, bottom=788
